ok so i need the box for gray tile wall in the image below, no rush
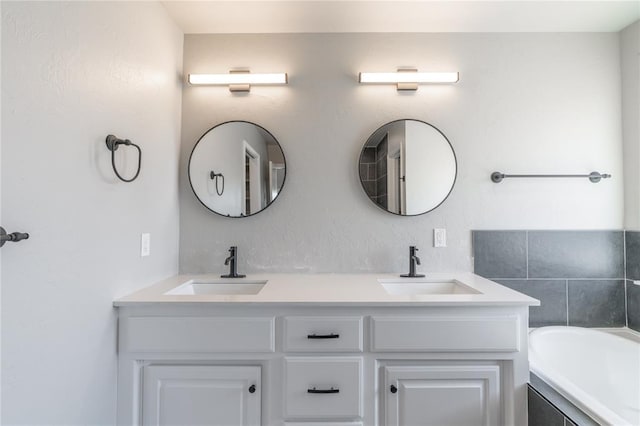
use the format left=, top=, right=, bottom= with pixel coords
left=359, top=147, right=377, bottom=199
left=375, top=136, right=388, bottom=209
left=626, top=231, right=640, bottom=332
left=472, top=230, right=627, bottom=328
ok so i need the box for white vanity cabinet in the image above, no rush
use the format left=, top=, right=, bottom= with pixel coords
left=371, top=313, right=522, bottom=426
left=116, top=304, right=530, bottom=426
left=117, top=313, right=274, bottom=425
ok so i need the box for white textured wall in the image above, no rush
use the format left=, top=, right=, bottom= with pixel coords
left=1, top=2, right=182, bottom=424
left=621, top=21, right=640, bottom=230
left=180, top=33, right=623, bottom=274
left=404, top=120, right=457, bottom=215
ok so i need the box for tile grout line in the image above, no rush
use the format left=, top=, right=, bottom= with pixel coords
left=565, top=279, right=569, bottom=326
left=624, top=231, right=628, bottom=328
left=625, top=280, right=629, bottom=328
left=525, top=230, right=529, bottom=279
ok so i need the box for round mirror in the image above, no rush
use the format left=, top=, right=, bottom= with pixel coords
left=189, top=121, right=286, bottom=217
left=358, top=119, right=456, bottom=216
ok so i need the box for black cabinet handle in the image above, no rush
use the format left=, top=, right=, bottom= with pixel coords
left=390, top=385, right=398, bottom=393
left=307, top=387, right=339, bottom=394
left=248, top=384, right=256, bottom=393
left=307, top=333, right=340, bottom=339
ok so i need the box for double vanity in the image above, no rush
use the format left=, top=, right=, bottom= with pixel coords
left=140, top=109, right=540, bottom=425
left=115, top=273, right=538, bottom=425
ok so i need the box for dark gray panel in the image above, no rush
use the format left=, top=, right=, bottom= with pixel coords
left=528, top=231, right=624, bottom=279
left=359, top=164, right=368, bottom=180
left=376, top=156, right=387, bottom=179
left=528, top=387, right=565, bottom=426
left=362, top=180, right=376, bottom=197
left=368, top=164, right=376, bottom=180
left=626, top=231, right=640, bottom=280
left=375, top=136, right=388, bottom=179
left=627, top=280, right=640, bottom=332
left=361, top=147, right=375, bottom=163
left=530, top=375, right=598, bottom=426
left=497, top=280, right=566, bottom=327
left=472, top=231, right=527, bottom=278
left=568, top=280, right=626, bottom=327
left=376, top=176, right=387, bottom=196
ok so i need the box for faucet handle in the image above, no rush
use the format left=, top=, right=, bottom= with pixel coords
left=224, top=246, right=236, bottom=265
left=410, top=246, right=421, bottom=264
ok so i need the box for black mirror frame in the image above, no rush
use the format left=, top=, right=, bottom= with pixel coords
left=358, top=119, right=457, bottom=217
left=188, top=120, right=287, bottom=219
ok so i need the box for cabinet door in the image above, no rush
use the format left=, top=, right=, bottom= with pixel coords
left=142, top=365, right=260, bottom=426
left=384, top=365, right=500, bottom=426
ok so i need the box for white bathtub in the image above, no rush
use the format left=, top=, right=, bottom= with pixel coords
left=529, top=326, right=640, bottom=426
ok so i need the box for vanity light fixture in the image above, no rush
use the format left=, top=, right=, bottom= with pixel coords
left=188, top=70, right=288, bottom=92
left=358, top=69, right=459, bottom=91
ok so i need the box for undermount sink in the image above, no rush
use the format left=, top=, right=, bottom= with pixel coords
left=165, top=279, right=267, bottom=295
left=378, top=278, right=480, bottom=296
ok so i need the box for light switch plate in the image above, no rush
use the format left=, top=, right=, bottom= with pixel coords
left=434, top=228, right=446, bottom=248
left=141, top=233, right=150, bottom=257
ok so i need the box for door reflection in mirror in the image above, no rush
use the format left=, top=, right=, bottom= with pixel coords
left=359, top=119, right=456, bottom=216
left=189, top=121, right=286, bottom=217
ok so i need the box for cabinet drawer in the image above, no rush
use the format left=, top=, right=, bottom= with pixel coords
left=283, top=316, right=363, bottom=352
left=371, top=316, right=520, bottom=352
left=284, top=357, right=362, bottom=419
left=121, top=316, right=275, bottom=353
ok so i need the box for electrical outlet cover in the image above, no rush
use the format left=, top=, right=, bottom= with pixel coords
left=434, top=228, right=447, bottom=248
left=141, top=233, right=150, bottom=257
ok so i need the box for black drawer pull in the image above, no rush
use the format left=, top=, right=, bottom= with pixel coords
left=307, top=333, right=340, bottom=339
left=390, top=384, right=398, bottom=393
left=248, top=384, right=256, bottom=393
left=307, top=387, right=339, bottom=394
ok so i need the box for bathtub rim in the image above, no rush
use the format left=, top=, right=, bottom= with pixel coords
left=529, top=326, right=640, bottom=426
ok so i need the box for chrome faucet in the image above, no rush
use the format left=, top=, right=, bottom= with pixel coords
left=401, top=246, right=425, bottom=278
left=221, top=246, right=246, bottom=278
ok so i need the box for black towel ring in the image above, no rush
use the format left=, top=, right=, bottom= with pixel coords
left=210, top=171, right=225, bottom=196
left=106, top=135, right=141, bottom=182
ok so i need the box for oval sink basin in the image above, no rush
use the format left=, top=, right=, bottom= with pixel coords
left=165, top=279, right=267, bottom=295
left=378, top=279, right=480, bottom=296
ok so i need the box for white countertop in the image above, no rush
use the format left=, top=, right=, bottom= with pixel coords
left=114, top=273, right=540, bottom=307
